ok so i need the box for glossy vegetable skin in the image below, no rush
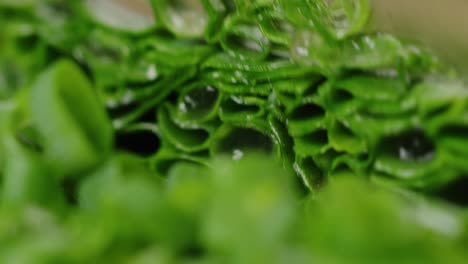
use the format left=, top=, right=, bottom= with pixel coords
left=1, top=0, right=468, bottom=263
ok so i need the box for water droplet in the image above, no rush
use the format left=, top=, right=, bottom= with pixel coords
left=398, top=137, right=434, bottom=162
left=146, top=64, right=158, bottom=80
left=232, top=149, right=244, bottom=160
left=113, top=119, right=123, bottom=129
left=381, top=130, right=435, bottom=162
left=106, top=99, right=118, bottom=108
left=290, top=30, right=330, bottom=67
left=178, top=85, right=219, bottom=118
left=121, top=90, right=134, bottom=105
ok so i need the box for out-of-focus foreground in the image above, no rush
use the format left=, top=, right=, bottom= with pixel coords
left=1, top=1, right=468, bottom=263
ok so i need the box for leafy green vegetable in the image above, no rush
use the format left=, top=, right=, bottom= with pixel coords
left=29, top=60, right=113, bottom=176
left=2, top=0, right=468, bottom=262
